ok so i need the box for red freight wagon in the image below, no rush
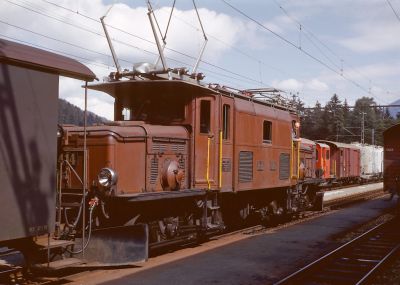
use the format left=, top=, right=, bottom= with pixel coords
left=315, top=142, right=331, bottom=180
left=317, top=141, right=360, bottom=183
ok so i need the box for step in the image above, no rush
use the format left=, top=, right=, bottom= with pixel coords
left=61, top=202, right=81, bottom=208
left=62, top=193, right=84, bottom=197
left=0, top=265, right=22, bottom=277
left=35, top=238, right=75, bottom=250
left=33, top=258, right=84, bottom=271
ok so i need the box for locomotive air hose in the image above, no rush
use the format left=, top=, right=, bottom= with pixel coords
left=65, top=206, right=94, bottom=255
left=64, top=198, right=84, bottom=229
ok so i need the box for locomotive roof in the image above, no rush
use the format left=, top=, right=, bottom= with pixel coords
left=88, top=77, right=298, bottom=113
left=317, top=140, right=360, bottom=150
left=87, top=79, right=218, bottom=98
left=0, top=38, right=96, bottom=81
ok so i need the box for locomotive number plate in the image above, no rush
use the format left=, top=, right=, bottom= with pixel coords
left=222, top=158, right=231, bottom=172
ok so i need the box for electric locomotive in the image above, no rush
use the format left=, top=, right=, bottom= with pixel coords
left=58, top=67, right=324, bottom=251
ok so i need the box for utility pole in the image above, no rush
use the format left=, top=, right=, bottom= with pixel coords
left=361, top=112, right=366, bottom=145
left=336, top=121, right=339, bottom=142
left=371, top=128, right=375, bottom=145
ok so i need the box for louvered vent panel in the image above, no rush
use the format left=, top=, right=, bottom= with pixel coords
left=152, top=143, right=167, bottom=153
left=171, top=144, right=186, bottom=153
left=149, top=158, right=159, bottom=184
left=279, top=153, right=290, bottom=180
left=239, top=151, right=253, bottom=183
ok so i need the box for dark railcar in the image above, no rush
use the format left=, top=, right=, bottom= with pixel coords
left=383, top=124, right=400, bottom=195
left=0, top=39, right=95, bottom=246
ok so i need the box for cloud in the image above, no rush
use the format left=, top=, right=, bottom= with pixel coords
left=273, top=78, right=303, bottom=90
left=0, top=0, right=255, bottom=118
left=344, top=63, right=400, bottom=81
left=306, top=79, right=329, bottom=92
left=339, top=19, right=400, bottom=53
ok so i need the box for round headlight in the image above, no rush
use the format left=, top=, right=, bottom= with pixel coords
left=97, top=168, right=118, bottom=189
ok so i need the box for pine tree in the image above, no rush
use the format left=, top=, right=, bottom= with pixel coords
left=323, top=94, right=344, bottom=141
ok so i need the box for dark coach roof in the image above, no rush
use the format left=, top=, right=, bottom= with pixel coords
left=0, top=38, right=96, bottom=81
left=317, top=140, right=360, bottom=150
left=383, top=123, right=400, bottom=136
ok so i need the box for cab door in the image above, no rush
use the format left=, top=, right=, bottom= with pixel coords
left=194, top=96, right=217, bottom=189
left=219, top=96, right=234, bottom=191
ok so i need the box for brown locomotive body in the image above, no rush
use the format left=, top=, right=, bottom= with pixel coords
left=59, top=72, right=322, bottom=246
left=63, top=81, right=297, bottom=194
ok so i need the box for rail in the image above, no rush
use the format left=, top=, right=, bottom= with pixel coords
left=275, top=218, right=400, bottom=285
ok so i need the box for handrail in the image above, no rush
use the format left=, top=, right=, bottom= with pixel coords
left=63, top=159, right=84, bottom=186
left=219, top=130, right=223, bottom=188
left=297, top=139, right=300, bottom=178
left=206, top=136, right=211, bottom=190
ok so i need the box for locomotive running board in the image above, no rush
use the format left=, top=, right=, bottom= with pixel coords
left=75, top=224, right=148, bottom=265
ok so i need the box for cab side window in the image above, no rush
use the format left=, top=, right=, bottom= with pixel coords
left=200, top=100, right=211, bottom=134
left=263, top=120, right=272, bottom=143
left=222, top=104, right=230, bottom=140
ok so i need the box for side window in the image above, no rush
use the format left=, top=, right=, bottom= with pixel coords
left=263, top=120, right=272, bottom=143
left=200, top=100, right=211, bottom=134
left=316, top=149, right=319, bottom=161
left=222, top=104, right=230, bottom=140
left=326, top=150, right=330, bottom=159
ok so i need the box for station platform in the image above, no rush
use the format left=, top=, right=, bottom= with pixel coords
left=70, top=191, right=396, bottom=285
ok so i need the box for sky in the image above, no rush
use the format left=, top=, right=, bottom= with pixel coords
left=1, top=0, right=399, bottom=120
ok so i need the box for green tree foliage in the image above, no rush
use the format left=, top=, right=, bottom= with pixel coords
left=58, top=98, right=108, bottom=126
left=300, top=95, right=399, bottom=146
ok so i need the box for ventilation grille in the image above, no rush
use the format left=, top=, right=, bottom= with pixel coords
left=152, top=143, right=167, bottom=153
left=149, top=158, right=159, bottom=184
left=279, top=153, right=290, bottom=180
left=171, top=144, right=186, bottom=153
left=239, top=151, right=253, bottom=183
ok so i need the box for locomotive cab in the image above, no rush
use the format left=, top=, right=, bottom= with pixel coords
left=58, top=79, right=226, bottom=236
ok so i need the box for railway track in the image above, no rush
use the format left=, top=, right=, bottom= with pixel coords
left=275, top=217, right=400, bottom=285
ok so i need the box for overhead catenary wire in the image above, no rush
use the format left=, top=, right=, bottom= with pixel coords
left=220, top=0, right=390, bottom=104
left=3, top=0, right=269, bottom=89
left=5, top=0, right=389, bottom=106
left=37, top=0, right=315, bottom=99
left=37, top=0, right=330, bottom=104
left=270, top=0, right=392, bottom=104
left=386, top=0, right=400, bottom=23
left=38, top=0, right=279, bottom=87
left=149, top=0, right=294, bottom=78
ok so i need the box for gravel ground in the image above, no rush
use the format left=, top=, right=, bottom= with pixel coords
left=370, top=216, right=400, bottom=285
left=334, top=213, right=395, bottom=243
left=371, top=258, right=400, bottom=285
left=332, top=212, right=400, bottom=284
